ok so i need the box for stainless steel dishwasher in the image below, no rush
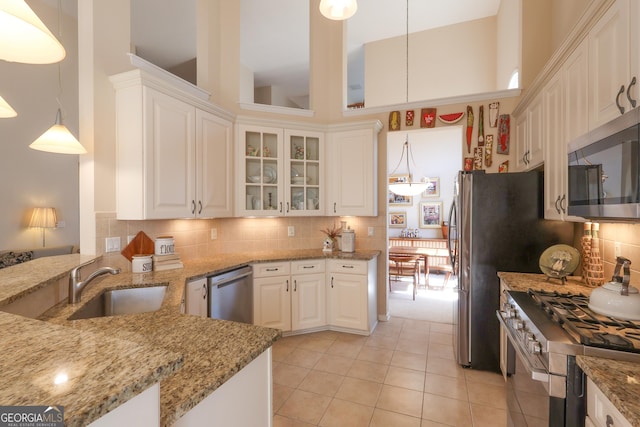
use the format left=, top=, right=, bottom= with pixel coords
left=208, top=265, right=253, bottom=324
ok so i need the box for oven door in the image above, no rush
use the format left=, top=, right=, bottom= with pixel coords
left=497, top=312, right=564, bottom=426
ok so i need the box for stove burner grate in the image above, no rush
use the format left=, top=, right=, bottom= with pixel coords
left=527, top=288, right=640, bottom=352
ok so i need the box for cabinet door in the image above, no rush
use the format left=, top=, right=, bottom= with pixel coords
left=285, top=130, right=324, bottom=216
left=326, top=128, right=377, bottom=216
left=197, top=110, right=233, bottom=218
left=237, top=125, right=283, bottom=216
left=185, top=278, right=208, bottom=317
left=144, top=87, right=196, bottom=218
left=527, top=95, right=544, bottom=168
left=543, top=72, right=565, bottom=220
left=253, top=276, right=291, bottom=331
left=565, top=40, right=589, bottom=144
left=589, top=0, right=630, bottom=128
left=514, top=113, right=528, bottom=171
left=327, top=273, right=367, bottom=331
left=291, top=272, right=326, bottom=331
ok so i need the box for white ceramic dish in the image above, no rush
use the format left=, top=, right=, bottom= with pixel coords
left=247, top=175, right=261, bottom=183
left=264, top=165, right=277, bottom=183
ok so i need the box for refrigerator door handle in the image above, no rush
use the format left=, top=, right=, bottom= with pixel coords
left=447, top=200, right=457, bottom=271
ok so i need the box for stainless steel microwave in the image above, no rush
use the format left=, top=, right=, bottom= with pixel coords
left=567, top=107, right=640, bottom=219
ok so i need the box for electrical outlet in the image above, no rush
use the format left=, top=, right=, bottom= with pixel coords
left=211, top=228, right=218, bottom=240
left=56, top=220, right=66, bottom=228
left=288, top=226, right=295, bottom=237
left=615, top=242, right=622, bottom=257
left=105, top=237, right=121, bottom=253
left=368, top=227, right=374, bottom=237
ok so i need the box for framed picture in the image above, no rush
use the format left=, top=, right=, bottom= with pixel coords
left=388, top=175, right=412, bottom=205
left=388, top=211, right=407, bottom=228
left=422, top=177, right=440, bottom=198
left=419, top=201, right=443, bottom=228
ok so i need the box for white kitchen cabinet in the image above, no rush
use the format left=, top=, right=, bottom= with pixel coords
left=174, top=348, right=272, bottom=427
left=514, top=94, right=544, bottom=171
left=326, top=258, right=377, bottom=334
left=586, top=377, right=632, bottom=427
left=253, top=262, right=291, bottom=331
left=588, top=0, right=635, bottom=129
left=565, top=40, right=590, bottom=144
left=236, top=124, right=324, bottom=217
left=88, top=383, right=159, bottom=427
left=326, top=121, right=382, bottom=216
left=111, top=69, right=234, bottom=220
left=185, top=277, right=208, bottom=317
left=253, top=260, right=326, bottom=333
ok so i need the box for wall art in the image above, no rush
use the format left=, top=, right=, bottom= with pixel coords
left=485, top=134, right=493, bottom=167
left=422, top=177, right=440, bottom=198
left=489, top=102, right=499, bottom=127
left=497, top=114, right=510, bottom=154
left=405, top=110, right=414, bottom=127
left=389, top=111, right=401, bottom=131
left=420, top=108, right=437, bottom=128
left=388, top=211, right=407, bottom=228
left=419, top=201, right=443, bottom=229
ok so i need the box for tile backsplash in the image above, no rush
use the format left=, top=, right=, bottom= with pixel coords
left=578, top=222, right=640, bottom=282
left=96, top=212, right=386, bottom=271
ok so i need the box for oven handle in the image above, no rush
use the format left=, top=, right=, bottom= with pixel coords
left=496, top=311, right=549, bottom=383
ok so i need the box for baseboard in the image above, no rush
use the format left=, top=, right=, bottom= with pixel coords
left=378, top=312, right=391, bottom=322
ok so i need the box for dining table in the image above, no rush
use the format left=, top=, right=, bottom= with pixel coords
left=388, top=245, right=452, bottom=286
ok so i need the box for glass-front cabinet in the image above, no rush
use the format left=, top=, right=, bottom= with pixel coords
left=237, top=124, right=324, bottom=216
left=285, top=130, right=322, bottom=215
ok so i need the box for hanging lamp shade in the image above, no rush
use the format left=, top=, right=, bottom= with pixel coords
left=388, top=139, right=429, bottom=196
left=319, top=0, right=357, bottom=20
left=0, top=95, right=17, bottom=118
left=29, top=109, right=86, bottom=154
left=0, top=0, right=66, bottom=64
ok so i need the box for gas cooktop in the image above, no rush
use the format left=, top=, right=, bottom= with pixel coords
left=529, top=289, right=640, bottom=353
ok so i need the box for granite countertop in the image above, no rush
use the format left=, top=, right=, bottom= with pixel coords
left=497, top=271, right=595, bottom=295
left=1, top=248, right=379, bottom=426
left=577, top=355, right=640, bottom=427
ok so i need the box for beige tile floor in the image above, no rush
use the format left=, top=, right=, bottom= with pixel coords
left=271, top=317, right=507, bottom=426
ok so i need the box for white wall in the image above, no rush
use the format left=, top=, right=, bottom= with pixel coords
left=0, top=0, right=80, bottom=251
left=387, top=127, right=463, bottom=238
left=497, top=0, right=522, bottom=89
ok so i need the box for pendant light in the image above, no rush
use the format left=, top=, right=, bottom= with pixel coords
left=388, top=137, right=429, bottom=196
left=0, top=95, right=17, bottom=118
left=388, top=0, right=426, bottom=197
left=319, top=0, right=357, bottom=21
left=0, top=0, right=66, bottom=64
left=28, top=0, right=86, bottom=155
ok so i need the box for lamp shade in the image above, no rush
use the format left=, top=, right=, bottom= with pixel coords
left=0, top=95, right=17, bottom=118
left=29, top=207, right=57, bottom=229
left=0, top=0, right=66, bottom=64
left=388, top=180, right=429, bottom=197
left=29, top=109, right=87, bottom=154
left=319, top=0, right=357, bottom=20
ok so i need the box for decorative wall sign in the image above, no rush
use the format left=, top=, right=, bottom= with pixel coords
left=388, top=175, right=412, bottom=205
left=497, top=114, right=510, bottom=154
left=389, top=111, right=401, bottom=131
left=499, top=160, right=509, bottom=173
left=478, top=105, right=484, bottom=146
left=422, top=177, right=440, bottom=198
left=419, top=201, right=443, bottom=228
left=489, top=102, right=500, bottom=127
left=464, top=157, right=473, bottom=171
left=420, top=108, right=437, bottom=128
left=388, top=211, right=407, bottom=228
left=437, top=112, right=464, bottom=124
left=485, top=134, right=493, bottom=167
left=405, top=110, right=414, bottom=127
left=466, top=105, right=474, bottom=153
left=473, top=147, right=483, bottom=170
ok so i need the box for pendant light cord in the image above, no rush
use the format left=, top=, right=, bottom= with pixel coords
left=56, top=0, right=63, bottom=112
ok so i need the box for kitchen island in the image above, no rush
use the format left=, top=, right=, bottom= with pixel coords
left=1, top=249, right=378, bottom=426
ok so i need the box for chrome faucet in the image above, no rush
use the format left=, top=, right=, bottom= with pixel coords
left=69, top=259, right=121, bottom=303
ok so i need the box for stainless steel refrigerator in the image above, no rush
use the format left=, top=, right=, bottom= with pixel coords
left=447, top=170, right=574, bottom=372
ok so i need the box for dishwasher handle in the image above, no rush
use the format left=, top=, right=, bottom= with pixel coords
left=209, top=266, right=253, bottom=288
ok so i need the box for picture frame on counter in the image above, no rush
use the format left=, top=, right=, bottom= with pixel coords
left=422, top=177, right=440, bottom=198
left=388, top=211, right=407, bottom=228
left=419, top=201, right=442, bottom=228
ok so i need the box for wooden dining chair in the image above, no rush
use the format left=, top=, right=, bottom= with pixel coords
left=389, top=254, right=421, bottom=300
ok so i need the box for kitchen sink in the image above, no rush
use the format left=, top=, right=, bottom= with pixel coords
left=68, top=285, right=167, bottom=320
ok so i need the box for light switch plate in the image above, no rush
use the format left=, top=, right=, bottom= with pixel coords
left=105, top=237, right=121, bottom=253
left=288, top=226, right=295, bottom=237
left=615, top=242, right=622, bottom=257
left=368, top=227, right=374, bottom=237
left=211, top=228, right=218, bottom=240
